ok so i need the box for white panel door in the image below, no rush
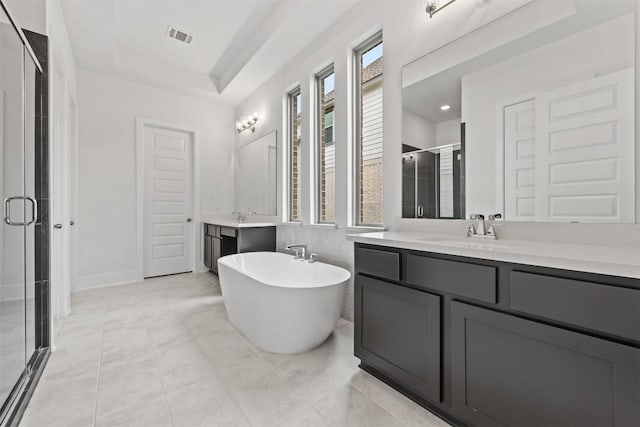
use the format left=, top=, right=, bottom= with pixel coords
left=504, top=99, right=536, bottom=221
left=535, top=69, right=635, bottom=223
left=143, top=126, right=193, bottom=278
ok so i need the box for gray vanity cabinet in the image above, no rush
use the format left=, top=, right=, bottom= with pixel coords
left=355, top=275, right=441, bottom=403
left=203, top=223, right=276, bottom=274
left=354, top=243, right=640, bottom=427
left=451, top=301, right=640, bottom=427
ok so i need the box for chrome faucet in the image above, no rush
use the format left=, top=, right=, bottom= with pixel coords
left=285, top=244, right=307, bottom=260
left=467, top=214, right=500, bottom=240
left=232, top=211, right=245, bottom=222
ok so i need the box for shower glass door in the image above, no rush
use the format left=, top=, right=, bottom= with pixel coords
left=0, top=5, right=38, bottom=413
left=0, top=13, right=27, bottom=407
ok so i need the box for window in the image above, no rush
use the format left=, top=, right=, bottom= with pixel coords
left=324, top=110, right=334, bottom=144
left=316, top=65, right=335, bottom=223
left=287, top=87, right=302, bottom=221
left=354, top=33, right=383, bottom=226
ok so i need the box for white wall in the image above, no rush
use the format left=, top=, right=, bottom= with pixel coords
left=76, top=69, right=235, bottom=290
left=462, top=12, right=634, bottom=216
left=4, top=0, right=46, bottom=34
left=402, top=110, right=435, bottom=150
left=435, top=117, right=461, bottom=146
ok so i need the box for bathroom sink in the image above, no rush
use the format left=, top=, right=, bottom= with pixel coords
left=416, top=235, right=512, bottom=250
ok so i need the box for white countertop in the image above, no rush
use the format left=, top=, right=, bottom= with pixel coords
left=202, top=216, right=277, bottom=228
left=348, top=231, right=640, bottom=280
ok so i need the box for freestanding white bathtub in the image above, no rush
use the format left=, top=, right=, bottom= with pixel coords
left=218, top=251, right=350, bottom=354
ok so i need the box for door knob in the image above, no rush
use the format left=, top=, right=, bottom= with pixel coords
left=186, top=218, right=192, bottom=223
left=54, top=224, right=62, bottom=229
left=70, top=221, right=75, bottom=226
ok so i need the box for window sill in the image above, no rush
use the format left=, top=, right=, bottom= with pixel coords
left=346, top=226, right=386, bottom=233
left=304, top=223, right=338, bottom=230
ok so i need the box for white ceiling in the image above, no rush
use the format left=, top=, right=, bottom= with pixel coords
left=60, top=0, right=360, bottom=104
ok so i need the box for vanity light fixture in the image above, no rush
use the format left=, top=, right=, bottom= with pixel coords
left=426, top=0, right=457, bottom=18
left=440, top=104, right=451, bottom=111
left=236, top=112, right=259, bottom=133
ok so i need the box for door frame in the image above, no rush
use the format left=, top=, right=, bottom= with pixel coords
left=135, top=117, right=202, bottom=281
left=494, top=92, right=536, bottom=217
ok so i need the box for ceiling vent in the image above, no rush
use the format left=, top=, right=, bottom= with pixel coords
left=166, top=26, right=193, bottom=45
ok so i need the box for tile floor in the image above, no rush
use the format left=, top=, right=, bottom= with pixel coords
left=20, top=272, right=449, bottom=427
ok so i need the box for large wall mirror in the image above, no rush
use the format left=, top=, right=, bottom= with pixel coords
left=235, top=130, right=277, bottom=215
left=402, top=0, right=636, bottom=223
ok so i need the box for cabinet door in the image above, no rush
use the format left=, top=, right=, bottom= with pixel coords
left=451, top=302, right=640, bottom=427
left=203, top=235, right=212, bottom=270
left=211, top=237, right=221, bottom=274
left=355, top=275, right=441, bottom=402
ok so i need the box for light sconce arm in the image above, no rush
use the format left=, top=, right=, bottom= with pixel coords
left=426, top=0, right=457, bottom=18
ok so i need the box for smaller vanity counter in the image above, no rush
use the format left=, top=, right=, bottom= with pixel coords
left=202, top=216, right=276, bottom=273
left=201, top=216, right=277, bottom=229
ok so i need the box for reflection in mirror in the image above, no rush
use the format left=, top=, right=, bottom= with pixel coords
left=402, top=82, right=465, bottom=219
left=402, top=0, right=636, bottom=223
left=403, top=142, right=464, bottom=219
left=235, top=130, right=277, bottom=215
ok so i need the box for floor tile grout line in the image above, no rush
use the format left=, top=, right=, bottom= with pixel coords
left=350, top=383, right=410, bottom=427
left=145, top=306, right=179, bottom=427
left=91, top=309, right=106, bottom=427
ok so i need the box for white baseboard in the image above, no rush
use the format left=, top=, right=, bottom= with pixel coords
left=76, top=270, right=140, bottom=292
left=0, top=281, right=36, bottom=303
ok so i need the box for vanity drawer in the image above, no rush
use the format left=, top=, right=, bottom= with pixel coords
left=510, top=271, right=640, bottom=342
left=355, top=246, right=400, bottom=281
left=220, top=227, right=237, bottom=237
left=406, top=254, right=497, bottom=303
left=205, top=224, right=218, bottom=237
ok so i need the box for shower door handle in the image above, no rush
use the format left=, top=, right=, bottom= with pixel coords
left=3, top=196, right=37, bottom=226
left=26, top=197, right=37, bottom=225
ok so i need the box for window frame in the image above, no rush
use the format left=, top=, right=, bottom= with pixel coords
left=314, top=64, right=336, bottom=224
left=286, top=86, right=302, bottom=222
left=353, top=31, right=384, bottom=227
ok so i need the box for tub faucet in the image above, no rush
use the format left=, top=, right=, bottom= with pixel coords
left=285, top=244, right=307, bottom=259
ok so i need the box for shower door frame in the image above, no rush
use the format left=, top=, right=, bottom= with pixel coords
left=0, top=2, right=51, bottom=426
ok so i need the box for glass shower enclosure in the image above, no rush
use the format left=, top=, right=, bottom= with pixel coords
left=0, top=3, right=43, bottom=423
left=402, top=143, right=463, bottom=219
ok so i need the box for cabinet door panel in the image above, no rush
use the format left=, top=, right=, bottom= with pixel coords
left=355, top=275, right=441, bottom=402
left=211, top=237, right=221, bottom=274
left=451, top=302, right=640, bottom=427
left=203, top=235, right=212, bottom=270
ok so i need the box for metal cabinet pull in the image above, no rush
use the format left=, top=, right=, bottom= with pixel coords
left=53, top=224, right=62, bottom=229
